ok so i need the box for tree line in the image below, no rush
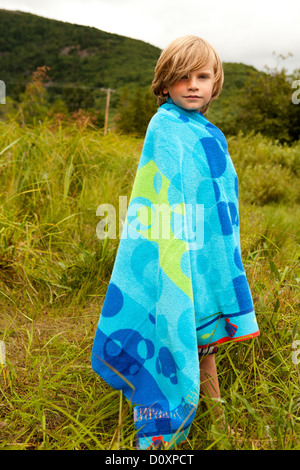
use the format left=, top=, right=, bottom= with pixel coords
left=1, top=62, right=299, bottom=144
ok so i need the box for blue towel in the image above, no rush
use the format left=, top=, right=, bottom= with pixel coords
left=91, top=99, right=259, bottom=449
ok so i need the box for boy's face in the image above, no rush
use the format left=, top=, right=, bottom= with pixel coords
left=163, top=63, right=215, bottom=112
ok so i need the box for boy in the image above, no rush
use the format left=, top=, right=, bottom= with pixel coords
left=91, top=35, right=259, bottom=450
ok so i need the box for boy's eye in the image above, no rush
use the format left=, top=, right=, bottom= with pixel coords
left=180, top=74, right=209, bottom=80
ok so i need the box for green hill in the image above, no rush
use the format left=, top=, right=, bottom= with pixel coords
left=0, top=9, right=257, bottom=102
left=0, top=9, right=161, bottom=99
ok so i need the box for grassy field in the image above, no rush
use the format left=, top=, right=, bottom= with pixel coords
left=0, top=116, right=299, bottom=449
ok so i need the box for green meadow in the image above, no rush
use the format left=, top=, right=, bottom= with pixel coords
left=0, top=116, right=299, bottom=449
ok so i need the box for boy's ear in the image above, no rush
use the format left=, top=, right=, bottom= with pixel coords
left=163, top=87, right=168, bottom=95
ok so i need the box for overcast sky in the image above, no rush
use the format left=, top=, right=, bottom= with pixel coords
left=0, top=0, right=299, bottom=74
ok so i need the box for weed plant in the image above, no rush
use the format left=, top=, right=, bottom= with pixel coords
left=0, top=118, right=299, bottom=449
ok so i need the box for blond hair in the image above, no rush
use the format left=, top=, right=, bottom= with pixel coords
left=151, top=35, right=224, bottom=113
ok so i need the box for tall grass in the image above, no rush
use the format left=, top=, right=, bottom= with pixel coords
left=0, top=118, right=142, bottom=315
left=0, top=118, right=299, bottom=449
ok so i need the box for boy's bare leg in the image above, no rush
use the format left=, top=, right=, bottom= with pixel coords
left=199, top=353, right=234, bottom=444
left=199, top=353, right=224, bottom=422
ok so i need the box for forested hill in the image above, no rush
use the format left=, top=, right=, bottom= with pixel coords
left=0, top=9, right=161, bottom=95
left=0, top=9, right=257, bottom=100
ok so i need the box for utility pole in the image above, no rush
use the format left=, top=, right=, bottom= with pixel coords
left=102, top=88, right=115, bottom=135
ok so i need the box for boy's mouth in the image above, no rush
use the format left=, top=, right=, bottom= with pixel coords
left=184, top=95, right=201, bottom=98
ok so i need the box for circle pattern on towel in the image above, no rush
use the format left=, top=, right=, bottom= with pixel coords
left=200, top=137, right=227, bottom=178
left=196, top=253, right=209, bottom=274
left=101, top=283, right=124, bottom=317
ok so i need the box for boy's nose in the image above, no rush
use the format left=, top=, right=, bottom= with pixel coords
left=187, top=77, right=198, bottom=89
